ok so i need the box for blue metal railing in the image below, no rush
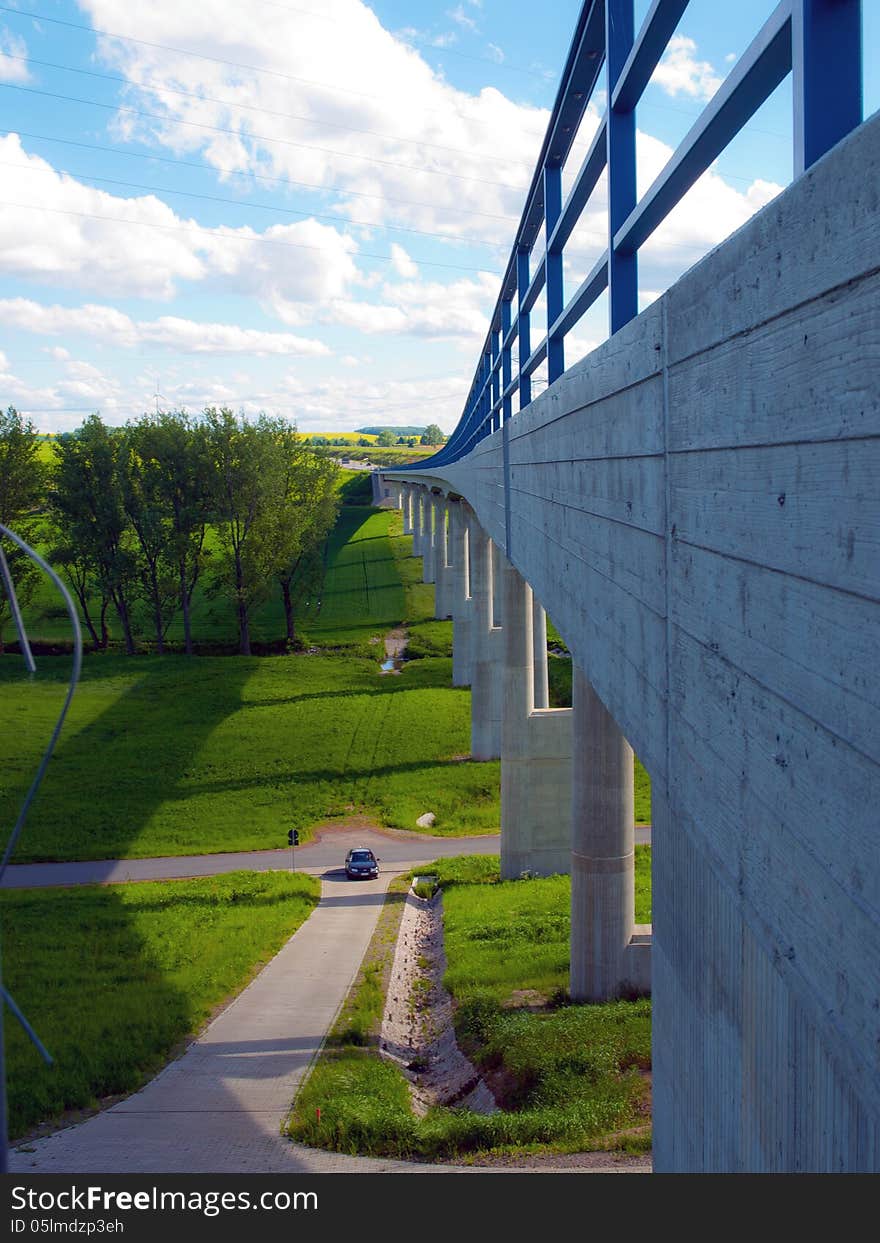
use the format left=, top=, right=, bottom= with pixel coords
left=400, top=0, right=863, bottom=473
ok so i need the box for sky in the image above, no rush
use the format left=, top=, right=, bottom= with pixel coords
left=0, top=0, right=876, bottom=435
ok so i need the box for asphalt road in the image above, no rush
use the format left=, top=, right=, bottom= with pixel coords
left=1, top=824, right=651, bottom=889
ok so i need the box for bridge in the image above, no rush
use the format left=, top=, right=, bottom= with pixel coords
left=374, top=1, right=878, bottom=1172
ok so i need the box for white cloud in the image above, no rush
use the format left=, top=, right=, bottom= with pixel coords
left=447, top=5, right=478, bottom=33
left=390, top=243, right=418, bottom=278
left=276, top=371, right=466, bottom=432
left=78, top=0, right=542, bottom=248
left=0, top=134, right=360, bottom=308
left=0, top=26, right=30, bottom=83
left=322, top=268, right=497, bottom=341
left=651, top=35, right=722, bottom=102
left=0, top=298, right=330, bottom=356
left=486, top=43, right=505, bottom=64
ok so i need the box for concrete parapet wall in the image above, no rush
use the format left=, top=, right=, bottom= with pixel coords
left=384, top=113, right=880, bottom=1171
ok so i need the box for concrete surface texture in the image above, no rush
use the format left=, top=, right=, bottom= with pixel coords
left=384, top=114, right=880, bottom=1171
left=450, top=500, right=473, bottom=686
left=498, top=553, right=572, bottom=881
left=467, top=515, right=502, bottom=760
left=435, top=497, right=453, bottom=619
left=570, top=665, right=648, bottom=1001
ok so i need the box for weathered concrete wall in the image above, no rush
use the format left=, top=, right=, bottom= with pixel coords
left=384, top=113, right=880, bottom=1171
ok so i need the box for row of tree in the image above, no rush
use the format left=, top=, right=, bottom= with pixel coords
left=0, top=406, right=340, bottom=657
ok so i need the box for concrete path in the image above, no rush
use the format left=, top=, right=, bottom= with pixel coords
left=2, top=824, right=651, bottom=890
left=10, top=870, right=448, bottom=1173
left=10, top=866, right=650, bottom=1175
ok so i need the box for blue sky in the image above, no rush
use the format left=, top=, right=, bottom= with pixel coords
left=0, top=0, right=876, bottom=434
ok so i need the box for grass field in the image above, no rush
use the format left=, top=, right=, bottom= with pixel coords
left=298, top=505, right=407, bottom=651
left=2, top=870, right=319, bottom=1139
left=288, top=855, right=651, bottom=1159
left=0, top=653, right=500, bottom=862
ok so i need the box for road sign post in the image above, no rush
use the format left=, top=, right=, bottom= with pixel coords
left=287, top=828, right=299, bottom=872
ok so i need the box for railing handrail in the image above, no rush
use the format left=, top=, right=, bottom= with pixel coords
left=394, top=0, right=863, bottom=474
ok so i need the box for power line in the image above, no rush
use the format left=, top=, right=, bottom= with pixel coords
left=0, top=128, right=521, bottom=225
left=0, top=4, right=549, bottom=139
left=0, top=50, right=537, bottom=169
left=0, top=156, right=511, bottom=252
left=0, top=196, right=503, bottom=274
left=0, top=82, right=532, bottom=194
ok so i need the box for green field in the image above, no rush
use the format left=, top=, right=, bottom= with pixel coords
left=300, top=505, right=407, bottom=649
left=289, top=855, right=651, bottom=1160
left=1, top=871, right=320, bottom=1139
left=0, top=653, right=500, bottom=862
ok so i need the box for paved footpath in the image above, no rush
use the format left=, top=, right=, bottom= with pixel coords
left=10, top=870, right=451, bottom=1173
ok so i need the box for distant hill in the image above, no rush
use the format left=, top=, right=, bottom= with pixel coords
left=354, top=425, right=425, bottom=436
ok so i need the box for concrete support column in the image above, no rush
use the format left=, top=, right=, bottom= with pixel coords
left=533, top=596, right=549, bottom=709
left=434, top=497, right=452, bottom=620
left=570, top=666, right=649, bottom=1000
left=451, top=501, right=472, bottom=687
left=499, top=553, right=572, bottom=879
left=402, top=485, right=412, bottom=535
left=412, top=487, right=423, bottom=558
left=422, top=492, right=436, bottom=584
left=468, top=516, right=502, bottom=759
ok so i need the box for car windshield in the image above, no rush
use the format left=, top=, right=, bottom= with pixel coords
left=350, top=850, right=374, bottom=862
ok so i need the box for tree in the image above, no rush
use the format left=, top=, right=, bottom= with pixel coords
left=51, top=415, right=139, bottom=655
left=47, top=534, right=110, bottom=651
left=421, top=424, right=445, bottom=445
left=119, top=421, right=178, bottom=654
left=376, top=429, right=397, bottom=447
left=124, top=412, right=213, bottom=656
left=0, top=407, right=47, bottom=653
left=204, top=408, right=291, bottom=655
left=272, top=438, right=339, bottom=646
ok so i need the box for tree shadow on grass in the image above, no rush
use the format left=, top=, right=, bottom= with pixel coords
left=171, top=757, right=492, bottom=800
left=4, top=657, right=254, bottom=864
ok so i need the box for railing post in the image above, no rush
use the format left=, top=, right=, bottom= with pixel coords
left=491, top=325, right=501, bottom=432
left=517, top=247, right=531, bottom=409
left=606, top=0, right=638, bottom=333
left=544, top=162, right=564, bottom=384
left=792, top=0, right=862, bottom=177
left=501, top=297, right=513, bottom=424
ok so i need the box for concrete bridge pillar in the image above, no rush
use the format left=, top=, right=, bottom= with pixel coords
left=451, top=501, right=472, bottom=687
left=412, top=486, right=423, bottom=557
left=422, top=491, right=436, bottom=584
left=532, top=596, right=549, bottom=710
left=498, top=554, right=572, bottom=879
left=570, top=665, right=650, bottom=1001
left=434, top=497, right=452, bottom=620
left=468, top=515, right=502, bottom=759
left=402, top=484, right=413, bottom=535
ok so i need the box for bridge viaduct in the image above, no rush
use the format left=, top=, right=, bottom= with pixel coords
left=373, top=102, right=879, bottom=1171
